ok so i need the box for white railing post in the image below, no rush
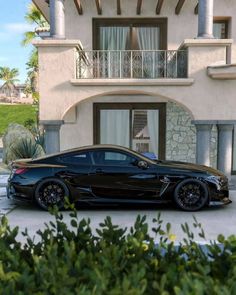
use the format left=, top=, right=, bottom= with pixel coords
left=141, top=51, right=144, bottom=78
left=130, top=51, right=133, bottom=78
left=120, top=51, right=122, bottom=78
left=175, top=51, right=178, bottom=78
left=152, top=51, right=155, bottom=78
left=97, top=51, right=100, bottom=78
left=108, top=51, right=111, bottom=78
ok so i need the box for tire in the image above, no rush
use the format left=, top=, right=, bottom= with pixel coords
left=34, top=178, right=69, bottom=211
left=173, top=178, right=209, bottom=211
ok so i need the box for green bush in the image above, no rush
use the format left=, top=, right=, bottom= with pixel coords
left=0, top=207, right=236, bottom=294
left=10, top=137, right=44, bottom=160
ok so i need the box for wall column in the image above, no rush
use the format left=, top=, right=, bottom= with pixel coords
left=217, top=123, right=234, bottom=179
left=41, top=120, right=63, bottom=154
left=50, top=0, right=65, bottom=39
left=197, top=0, right=214, bottom=39
left=194, top=122, right=213, bottom=166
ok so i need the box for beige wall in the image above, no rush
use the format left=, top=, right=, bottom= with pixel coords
left=63, top=0, right=236, bottom=62
left=34, top=0, right=236, bottom=150
left=36, top=39, right=235, bottom=122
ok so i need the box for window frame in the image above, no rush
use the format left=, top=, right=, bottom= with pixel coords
left=92, top=18, right=168, bottom=50
left=59, top=151, right=92, bottom=166
left=213, top=18, right=230, bottom=39
left=91, top=149, right=139, bottom=167
left=93, top=102, right=166, bottom=160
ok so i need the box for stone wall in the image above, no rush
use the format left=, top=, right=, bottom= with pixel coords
left=166, top=102, right=217, bottom=168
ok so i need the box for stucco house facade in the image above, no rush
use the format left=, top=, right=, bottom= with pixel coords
left=33, top=0, right=236, bottom=179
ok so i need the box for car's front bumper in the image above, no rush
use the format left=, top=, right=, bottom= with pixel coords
left=208, top=177, right=232, bottom=206
left=209, top=197, right=232, bottom=206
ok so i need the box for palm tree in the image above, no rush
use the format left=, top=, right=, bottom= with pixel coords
left=22, top=3, right=48, bottom=46
left=22, top=4, right=48, bottom=96
left=0, top=67, right=19, bottom=100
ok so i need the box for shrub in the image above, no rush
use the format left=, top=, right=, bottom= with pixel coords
left=0, top=207, right=236, bottom=294
left=2, top=123, right=45, bottom=164
left=9, top=137, right=44, bottom=160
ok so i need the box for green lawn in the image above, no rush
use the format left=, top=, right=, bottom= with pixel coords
left=0, top=104, right=37, bottom=136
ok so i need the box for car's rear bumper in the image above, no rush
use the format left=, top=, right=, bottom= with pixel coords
left=7, top=182, right=32, bottom=202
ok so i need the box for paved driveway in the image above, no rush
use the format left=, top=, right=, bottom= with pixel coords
left=1, top=189, right=236, bottom=244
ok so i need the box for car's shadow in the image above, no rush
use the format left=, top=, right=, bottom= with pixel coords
left=12, top=200, right=228, bottom=213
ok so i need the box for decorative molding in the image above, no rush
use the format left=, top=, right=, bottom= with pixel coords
left=40, top=120, right=64, bottom=126
left=207, top=64, right=236, bottom=80
left=117, top=0, right=121, bottom=15
left=175, top=0, right=185, bottom=15
left=137, top=0, right=142, bottom=15
left=180, top=39, right=233, bottom=49
left=70, top=78, right=194, bottom=86
left=95, top=0, right=102, bottom=15
left=156, top=0, right=164, bottom=14
left=74, top=0, right=83, bottom=15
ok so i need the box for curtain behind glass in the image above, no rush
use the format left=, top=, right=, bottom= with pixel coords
left=136, top=27, right=160, bottom=78
left=136, top=27, right=160, bottom=50
left=213, top=24, right=223, bottom=38
left=100, top=110, right=130, bottom=148
left=99, top=27, right=129, bottom=78
left=147, top=110, right=159, bottom=157
left=100, top=27, right=129, bottom=50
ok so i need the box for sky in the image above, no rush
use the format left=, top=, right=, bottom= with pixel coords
left=0, top=0, right=35, bottom=84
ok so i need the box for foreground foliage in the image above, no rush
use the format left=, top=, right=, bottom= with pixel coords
left=0, top=207, right=236, bottom=295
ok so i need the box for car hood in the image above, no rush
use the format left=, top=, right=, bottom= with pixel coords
left=155, top=160, right=225, bottom=177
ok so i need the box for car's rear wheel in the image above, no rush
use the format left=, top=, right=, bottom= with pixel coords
left=174, top=179, right=208, bottom=211
left=34, top=178, right=69, bottom=211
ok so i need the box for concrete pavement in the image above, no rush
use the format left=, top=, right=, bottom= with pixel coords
left=2, top=191, right=236, bottom=244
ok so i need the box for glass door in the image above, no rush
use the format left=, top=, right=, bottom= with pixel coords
left=132, top=109, right=159, bottom=157
left=100, top=109, right=130, bottom=147
left=95, top=103, right=165, bottom=159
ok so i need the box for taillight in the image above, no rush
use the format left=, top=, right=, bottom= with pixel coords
left=14, top=168, right=29, bottom=175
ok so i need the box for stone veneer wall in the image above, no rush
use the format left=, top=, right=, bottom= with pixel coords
left=166, top=102, right=217, bottom=168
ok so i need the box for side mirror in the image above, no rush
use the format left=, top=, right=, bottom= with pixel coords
left=137, top=160, right=148, bottom=169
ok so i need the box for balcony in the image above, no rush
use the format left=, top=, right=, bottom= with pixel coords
left=76, top=50, right=188, bottom=80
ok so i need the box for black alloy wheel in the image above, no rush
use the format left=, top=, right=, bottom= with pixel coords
left=174, top=179, right=208, bottom=211
left=35, top=178, right=69, bottom=210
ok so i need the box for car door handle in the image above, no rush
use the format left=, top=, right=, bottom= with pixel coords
left=95, top=168, right=104, bottom=174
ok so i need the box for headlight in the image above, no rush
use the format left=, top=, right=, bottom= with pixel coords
left=206, top=176, right=224, bottom=190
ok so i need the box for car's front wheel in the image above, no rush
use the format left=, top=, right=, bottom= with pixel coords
left=173, top=178, right=209, bottom=211
left=34, top=178, right=69, bottom=210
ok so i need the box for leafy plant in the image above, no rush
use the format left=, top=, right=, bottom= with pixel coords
left=0, top=206, right=236, bottom=294
left=10, top=137, right=43, bottom=159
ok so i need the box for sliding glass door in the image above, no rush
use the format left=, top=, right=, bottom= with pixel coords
left=94, top=103, right=166, bottom=159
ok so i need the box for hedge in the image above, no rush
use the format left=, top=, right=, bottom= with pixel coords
left=0, top=205, right=236, bottom=295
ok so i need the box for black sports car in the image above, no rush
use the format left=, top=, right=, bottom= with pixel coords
left=7, top=145, right=231, bottom=211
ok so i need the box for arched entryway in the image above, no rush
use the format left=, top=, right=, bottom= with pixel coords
left=60, top=91, right=208, bottom=164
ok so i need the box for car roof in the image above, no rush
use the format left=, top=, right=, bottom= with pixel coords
left=34, top=145, right=155, bottom=164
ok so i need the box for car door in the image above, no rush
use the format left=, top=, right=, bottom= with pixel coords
left=57, top=151, right=93, bottom=200
left=89, top=149, right=163, bottom=201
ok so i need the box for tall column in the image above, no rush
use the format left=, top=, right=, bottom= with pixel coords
left=42, top=121, right=63, bottom=154
left=197, top=0, right=214, bottom=39
left=217, top=124, right=234, bottom=179
left=195, top=123, right=213, bottom=166
left=50, top=0, right=65, bottom=39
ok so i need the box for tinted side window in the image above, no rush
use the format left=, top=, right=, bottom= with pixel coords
left=92, top=150, right=136, bottom=166
left=60, top=152, right=91, bottom=165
